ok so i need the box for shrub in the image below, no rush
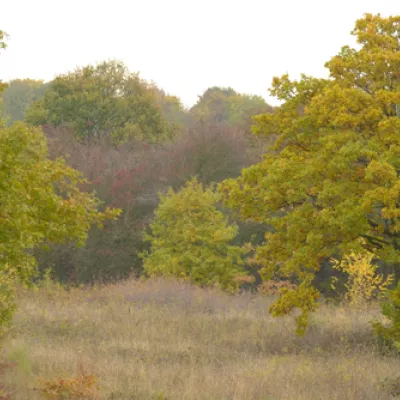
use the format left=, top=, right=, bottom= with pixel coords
left=373, top=281, right=400, bottom=353
left=140, top=178, right=249, bottom=291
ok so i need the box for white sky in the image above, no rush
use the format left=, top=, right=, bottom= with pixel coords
left=1, top=0, right=399, bottom=107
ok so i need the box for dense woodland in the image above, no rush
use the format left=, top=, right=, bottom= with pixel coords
left=1, top=13, right=400, bottom=399
left=0, top=62, right=273, bottom=286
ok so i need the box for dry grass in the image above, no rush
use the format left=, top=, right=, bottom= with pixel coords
left=1, top=278, right=400, bottom=399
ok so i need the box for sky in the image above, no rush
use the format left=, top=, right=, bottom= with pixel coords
left=1, top=0, right=399, bottom=108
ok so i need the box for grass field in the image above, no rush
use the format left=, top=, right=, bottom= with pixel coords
left=1, top=278, right=399, bottom=399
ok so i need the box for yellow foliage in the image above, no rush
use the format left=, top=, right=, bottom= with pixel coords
left=219, top=13, right=400, bottom=334
left=332, top=252, right=393, bottom=305
left=0, top=121, right=121, bottom=336
left=141, top=178, right=249, bottom=291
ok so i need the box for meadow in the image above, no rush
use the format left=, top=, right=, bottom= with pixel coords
left=1, top=278, right=400, bottom=399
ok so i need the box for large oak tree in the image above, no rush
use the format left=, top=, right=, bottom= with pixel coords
left=219, top=14, right=400, bottom=334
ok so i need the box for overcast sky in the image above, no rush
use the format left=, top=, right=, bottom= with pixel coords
left=1, top=0, right=399, bottom=107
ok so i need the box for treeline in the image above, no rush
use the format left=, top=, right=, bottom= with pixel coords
left=0, top=60, right=273, bottom=285
left=0, top=62, right=273, bottom=136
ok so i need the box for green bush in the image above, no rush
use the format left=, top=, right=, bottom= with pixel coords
left=373, top=281, right=400, bottom=353
left=140, top=178, right=249, bottom=291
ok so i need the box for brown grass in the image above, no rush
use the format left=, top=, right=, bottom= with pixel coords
left=1, top=278, right=400, bottom=399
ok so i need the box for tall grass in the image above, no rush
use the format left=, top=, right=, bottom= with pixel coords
left=1, top=278, right=399, bottom=399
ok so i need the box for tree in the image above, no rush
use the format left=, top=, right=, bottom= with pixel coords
left=1, top=79, right=46, bottom=125
left=0, top=122, right=120, bottom=333
left=26, top=60, right=177, bottom=143
left=140, top=178, right=249, bottom=291
left=191, top=87, right=237, bottom=124
left=150, top=86, right=189, bottom=129
left=190, top=86, right=273, bottom=132
left=219, top=13, right=400, bottom=334
left=1, top=121, right=120, bottom=277
left=228, top=94, right=274, bottom=132
left=1, top=31, right=120, bottom=335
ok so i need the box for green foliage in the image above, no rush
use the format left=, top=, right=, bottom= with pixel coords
left=1, top=79, right=46, bottom=125
left=0, top=122, right=120, bottom=282
left=33, top=119, right=262, bottom=285
left=190, top=86, right=272, bottom=131
left=191, top=87, right=237, bottom=124
left=25, top=60, right=177, bottom=143
left=140, top=178, right=248, bottom=291
left=0, top=266, right=16, bottom=337
left=150, top=86, right=188, bottom=128
left=218, top=13, right=400, bottom=334
left=0, top=121, right=120, bottom=335
left=373, top=281, right=400, bottom=353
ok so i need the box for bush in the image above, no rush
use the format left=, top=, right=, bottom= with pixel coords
left=140, top=178, right=249, bottom=291
left=373, top=281, right=400, bottom=353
